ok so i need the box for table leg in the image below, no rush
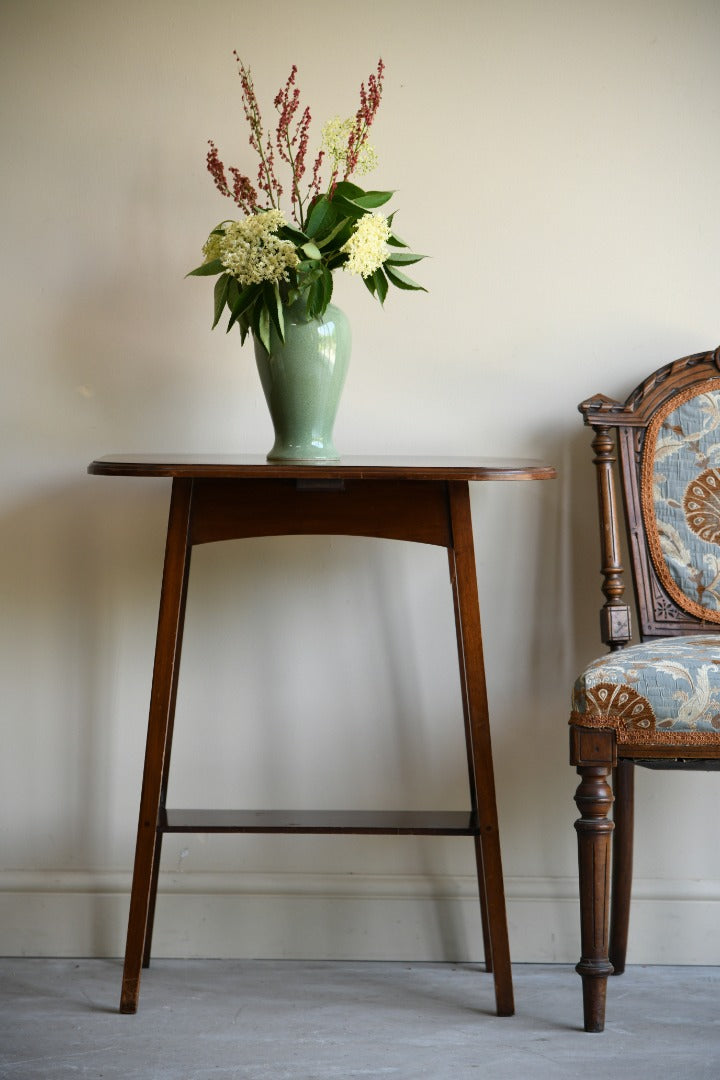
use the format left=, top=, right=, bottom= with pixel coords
left=142, top=535, right=192, bottom=971
left=448, top=548, right=493, bottom=974
left=448, top=482, right=514, bottom=1017
left=120, top=479, right=194, bottom=1014
left=141, top=832, right=164, bottom=969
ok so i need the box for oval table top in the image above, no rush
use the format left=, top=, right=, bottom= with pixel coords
left=88, top=453, right=557, bottom=483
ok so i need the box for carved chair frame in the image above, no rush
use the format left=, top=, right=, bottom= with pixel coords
left=570, top=346, right=720, bottom=1032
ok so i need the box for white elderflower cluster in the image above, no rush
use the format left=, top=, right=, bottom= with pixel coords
left=321, top=116, right=378, bottom=177
left=341, top=212, right=390, bottom=277
left=202, top=229, right=225, bottom=263
left=204, top=209, right=299, bottom=286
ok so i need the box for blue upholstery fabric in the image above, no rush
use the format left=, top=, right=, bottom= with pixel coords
left=571, top=635, right=720, bottom=746
left=647, top=389, right=720, bottom=619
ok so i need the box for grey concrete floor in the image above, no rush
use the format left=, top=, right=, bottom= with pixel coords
left=1, top=960, right=719, bottom=1079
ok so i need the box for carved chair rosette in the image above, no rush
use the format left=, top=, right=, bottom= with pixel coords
left=570, top=346, right=720, bottom=1032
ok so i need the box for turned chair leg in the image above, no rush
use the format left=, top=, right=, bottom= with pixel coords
left=570, top=726, right=616, bottom=1032
left=609, top=758, right=634, bottom=975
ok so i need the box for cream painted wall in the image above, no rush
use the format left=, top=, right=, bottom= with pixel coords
left=2, top=0, right=720, bottom=966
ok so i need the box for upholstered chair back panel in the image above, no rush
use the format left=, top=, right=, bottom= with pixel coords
left=642, top=384, right=720, bottom=623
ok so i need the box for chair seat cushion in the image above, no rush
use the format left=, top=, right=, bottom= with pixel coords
left=571, top=634, right=720, bottom=746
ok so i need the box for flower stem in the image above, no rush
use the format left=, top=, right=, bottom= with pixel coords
left=283, top=131, right=306, bottom=229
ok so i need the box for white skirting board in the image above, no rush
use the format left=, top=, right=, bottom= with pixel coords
left=1, top=871, right=719, bottom=965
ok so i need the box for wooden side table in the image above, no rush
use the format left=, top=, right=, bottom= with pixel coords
left=88, top=454, right=555, bottom=1016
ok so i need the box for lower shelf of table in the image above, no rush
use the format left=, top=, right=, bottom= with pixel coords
left=160, top=809, right=479, bottom=836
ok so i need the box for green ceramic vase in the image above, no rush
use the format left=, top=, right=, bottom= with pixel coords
left=254, top=297, right=351, bottom=461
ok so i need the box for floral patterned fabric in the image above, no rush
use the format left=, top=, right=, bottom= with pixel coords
left=571, top=635, right=720, bottom=745
left=645, top=387, right=720, bottom=619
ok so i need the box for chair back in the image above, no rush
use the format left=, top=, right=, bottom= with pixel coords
left=581, top=347, right=720, bottom=644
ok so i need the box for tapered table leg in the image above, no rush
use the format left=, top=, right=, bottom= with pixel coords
left=448, top=549, right=493, bottom=974
left=142, top=535, right=192, bottom=971
left=448, top=482, right=514, bottom=1017
left=120, top=479, right=194, bottom=1014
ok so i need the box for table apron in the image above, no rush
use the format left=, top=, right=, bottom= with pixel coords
left=188, top=477, right=455, bottom=548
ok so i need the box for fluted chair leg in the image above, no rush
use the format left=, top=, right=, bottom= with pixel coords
left=609, top=758, right=634, bottom=975
left=571, top=726, right=616, bottom=1033
left=575, top=762, right=614, bottom=1031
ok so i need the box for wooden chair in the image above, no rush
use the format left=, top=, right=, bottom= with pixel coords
left=570, top=346, right=720, bottom=1031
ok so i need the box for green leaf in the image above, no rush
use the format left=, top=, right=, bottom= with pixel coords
left=352, top=190, right=394, bottom=209
left=304, top=264, right=334, bottom=319
left=332, top=180, right=365, bottom=200
left=264, top=283, right=285, bottom=344
left=296, top=262, right=323, bottom=294
left=370, top=267, right=388, bottom=305
left=279, top=222, right=309, bottom=245
left=306, top=278, right=323, bottom=319
left=332, top=187, right=394, bottom=220
left=332, top=194, right=368, bottom=221
left=212, top=274, right=230, bottom=329
left=385, top=252, right=426, bottom=266
left=322, top=220, right=357, bottom=261
left=300, top=241, right=322, bottom=261
left=384, top=264, right=427, bottom=292
left=306, top=196, right=337, bottom=238
left=226, top=278, right=240, bottom=330
left=316, top=217, right=353, bottom=250
left=257, top=305, right=272, bottom=354
left=387, top=233, right=409, bottom=249
left=227, top=282, right=261, bottom=333
left=187, top=258, right=224, bottom=277
left=363, top=275, right=377, bottom=298
left=321, top=265, right=333, bottom=310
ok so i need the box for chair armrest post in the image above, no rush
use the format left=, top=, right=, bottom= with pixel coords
left=589, top=423, right=632, bottom=651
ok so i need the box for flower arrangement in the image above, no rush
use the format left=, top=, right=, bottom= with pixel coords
left=188, top=56, right=425, bottom=354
